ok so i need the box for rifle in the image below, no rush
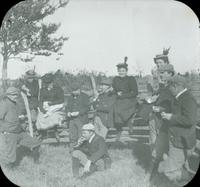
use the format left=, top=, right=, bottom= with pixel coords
left=21, top=91, right=33, bottom=137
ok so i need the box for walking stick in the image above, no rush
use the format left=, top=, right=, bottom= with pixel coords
left=21, top=91, right=33, bottom=137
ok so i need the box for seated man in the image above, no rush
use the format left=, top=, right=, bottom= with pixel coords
left=66, top=85, right=90, bottom=151
left=0, top=87, right=41, bottom=167
left=158, top=75, right=197, bottom=184
left=36, top=73, right=64, bottom=141
left=93, top=77, right=116, bottom=138
left=72, top=123, right=111, bottom=178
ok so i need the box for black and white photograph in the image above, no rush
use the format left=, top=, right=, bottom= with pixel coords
left=0, top=0, right=200, bottom=186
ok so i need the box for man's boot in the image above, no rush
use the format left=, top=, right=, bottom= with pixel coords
left=72, top=157, right=80, bottom=178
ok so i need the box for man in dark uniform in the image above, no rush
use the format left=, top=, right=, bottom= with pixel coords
left=158, top=75, right=197, bottom=184
left=0, top=87, right=41, bottom=167
left=112, top=57, right=138, bottom=141
left=149, top=64, right=175, bottom=185
left=66, top=85, right=90, bottom=152
left=21, top=70, right=40, bottom=123
left=72, top=123, right=111, bottom=178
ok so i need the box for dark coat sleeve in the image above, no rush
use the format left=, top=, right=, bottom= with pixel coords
left=88, top=137, right=107, bottom=163
left=79, top=94, right=90, bottom=115
left=29, top=81, right=39, bottom=97
left=170, top=96, right=197, bottom=127
left=65, top=95, right=73, bottom=113
left=38, top=89, right=46, bottom=113
left=49, top=86, right=64, bottom=106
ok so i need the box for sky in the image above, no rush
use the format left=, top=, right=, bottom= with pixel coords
left=1, top=0, right=200, bottom=79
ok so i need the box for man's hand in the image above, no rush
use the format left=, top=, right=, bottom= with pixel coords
left=21, top=85, right=31, bottom=96
left=83, top=160, right=91, bottom=173
left=67, top=112, right=71, bottom=117
left=161, top=112, right=172, bottom=121
left=117, top=91, right=122, bottom=96
left=71, top=112, right=79, bottom=117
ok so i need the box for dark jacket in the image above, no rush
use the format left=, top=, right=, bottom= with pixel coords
left=0, top=97, right=23, bottom=133
left=169, top=90, right=197, bottom=149
left=21, top=79, right=40, bottom=110
left=95, top=92, right=116, bottom=128
left=66, top=92, right=90, bottom=123
left=81, top=134, right=110, bottom=163
left=112, top=76, right=138, bottom=99
left=112, top=76, right=138, bottom=123
left=39, top=84, right=64, bottom=113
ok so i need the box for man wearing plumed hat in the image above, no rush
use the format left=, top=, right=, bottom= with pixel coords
left=20, top=69, right=40, bottom=123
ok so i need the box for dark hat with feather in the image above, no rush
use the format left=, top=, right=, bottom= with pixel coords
left=154, top=47, right=170, bottom=64
left=116, top=56, right=128, bottom=70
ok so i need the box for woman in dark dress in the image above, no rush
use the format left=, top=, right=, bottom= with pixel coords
left=112, top=57, right=138, bottom=141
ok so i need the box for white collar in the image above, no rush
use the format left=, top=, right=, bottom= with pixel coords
left=175, top=88, right=188, bottom=99
left=88, top=133, right=95, bottom=143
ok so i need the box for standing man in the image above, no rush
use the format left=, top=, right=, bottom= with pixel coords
left=21, top=69, right=40, bottom=123
left=149, top=64, right=175, bottom=185
left=71, top=123, right=111, bottom=178
left=158, top=75, right=197, bottom=184
left=112, top=57, right=138, bottom=140
left=0, top=87, right=41, bottom=167
left=66, top=85, right=90, bottom=152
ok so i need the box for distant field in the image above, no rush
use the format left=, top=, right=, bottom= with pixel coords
left=1, top=142, right=182, bottom=187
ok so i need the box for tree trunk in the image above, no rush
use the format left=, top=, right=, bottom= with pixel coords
left=2, top=55, right=8, bottom=92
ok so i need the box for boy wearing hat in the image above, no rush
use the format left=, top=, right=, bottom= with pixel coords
left=66, top=84, right=90, bottom=152
left=158, top=75, right=197, bottom=184
left=71, top=123, right=111, bottom=178
left=0, top=87, right=41, bottom=167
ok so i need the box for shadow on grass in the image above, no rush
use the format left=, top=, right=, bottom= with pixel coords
left=129, top=141, right=152, bottom=173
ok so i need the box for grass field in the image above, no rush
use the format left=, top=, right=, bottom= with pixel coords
left=1, top=140, right=184, bottom=187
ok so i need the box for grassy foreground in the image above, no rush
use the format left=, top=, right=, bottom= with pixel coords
left=1, top=141, right=181, bottom=187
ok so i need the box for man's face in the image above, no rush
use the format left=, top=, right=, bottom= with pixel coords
left=7, top=94, right=18, bottom=102
left=159, top=71, right=173, bottom=85
left=118, top=68, right=128, bottom=77
left=82, top=130, right=93, bottom=140
left=156, top=59, right=165, bottom=67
